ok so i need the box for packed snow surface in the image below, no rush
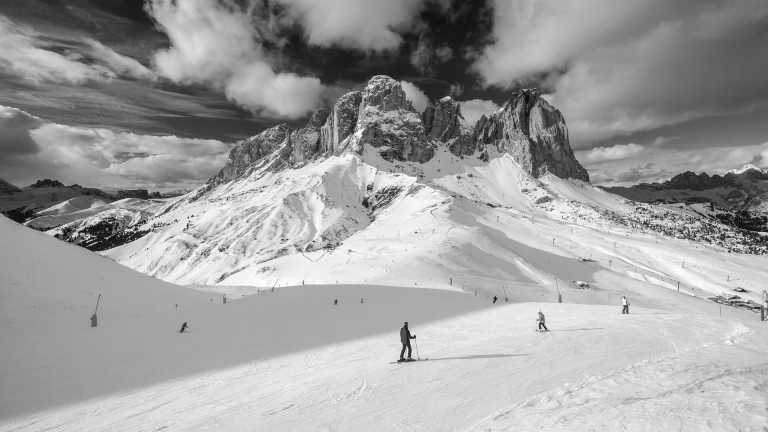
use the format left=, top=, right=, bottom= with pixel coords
left=2, top=215, right=768, bottom=431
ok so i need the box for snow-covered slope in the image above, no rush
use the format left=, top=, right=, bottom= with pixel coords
left=3, top=214, right=768, bottom=431
left=102, top=147, right=768, bottom=309
left=0, top=215, right=488, bottom=420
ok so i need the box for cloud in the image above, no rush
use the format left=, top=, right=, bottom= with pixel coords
left=581, top=143, right=644, bottom=164
left=0, top=105, right=230, bottom=189
left=476, top=0, right=768, bottom=144
left=278, top=0, right=424, bottom=51
left=146, top=0, right=325, bottom=118
left=0, top=16, right=112, bottom=85
left=0, top=106, right=43, bottom=156
left=400, top=80, right=429, bottom=113
left=83, top=39, right=156, bottom=81
left=582, top=140, right=768, bottom=186
left=459, top=99, right=500, bottom=126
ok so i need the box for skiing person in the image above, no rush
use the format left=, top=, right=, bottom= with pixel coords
left=537, top=310, right=549, bottom=331
left=621, top=296, right=629, bottom=314
left=536, top=309, right=549, bottom=331
left=493, top=295, right=498, bottom=304
left=399, top=322, right=416, bottom=361
left=179, top=322, right=188, bottom=333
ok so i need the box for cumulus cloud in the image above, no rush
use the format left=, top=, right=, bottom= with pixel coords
left=278, top=0, right=424, bottom=51
left=400, top=80, right=430, bottom=113
left=459, top=99, right=500, bottom=126
left=581, top=143, right=645, bottom=164
left=476, top=0, right=768, bottom=144
left=0, top=105, right=229, bottom=189
left=146, top=0, right=325, bottom=119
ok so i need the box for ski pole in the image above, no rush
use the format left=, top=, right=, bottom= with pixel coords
left=414, top=339, right=421, bottom=360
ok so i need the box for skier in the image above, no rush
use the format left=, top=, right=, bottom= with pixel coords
left=493, top=295, right=498, bottom=304
left=399, top=322, right=416, bottom=361
left=179, top=322, right=188, bottom=333
left=537, top=310, right=549, bottom=332
left=621, top=296, right=629, bottom=314
left=333, top=299, right=338, bottom=306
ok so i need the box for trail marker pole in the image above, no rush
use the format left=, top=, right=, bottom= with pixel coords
left=90, top=294, right=101, bottom=328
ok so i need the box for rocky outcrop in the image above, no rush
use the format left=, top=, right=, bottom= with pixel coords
left=209, top=76, right=590, bottom=184
left=423, top=96, right=475, bottom=157
left=424, top=96, right=463, bottom=141
left=290, top=108, right=328, bottom=165
left=474, top=89, right=589, bottom=182
left=319, top=91, right=361, bottom=155
left=350, top=75, right=434, bottom=162
left=210, top=124, right=291, bottom=184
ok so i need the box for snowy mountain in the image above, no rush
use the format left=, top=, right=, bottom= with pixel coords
left=0, top=179, right=113, bottom=223
left=3, top=74, right=768, bottom=431
left=604, top=167, right=768, bottom=232
left=14, top=76, right=767, bottom=298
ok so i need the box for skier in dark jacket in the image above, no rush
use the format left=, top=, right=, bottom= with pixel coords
left=399, top=322, right=416, bottom=361
left=537, top=310, right=549, bottom=331
left=179, top=322, right=188, bottom=333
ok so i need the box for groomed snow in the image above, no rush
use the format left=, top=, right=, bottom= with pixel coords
left=2, top=214, right=768, bottom=431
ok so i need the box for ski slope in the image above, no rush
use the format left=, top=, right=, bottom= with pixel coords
left=2, top=214, right=768, bottom=431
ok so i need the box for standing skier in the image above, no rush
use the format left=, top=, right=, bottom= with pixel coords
left=537, top=310, right=549, bottom=331
left=621, top=296, right=629, bottom=314
left=399, top=322, right=416, bottom=361
left=179, top=322, right=188, bottom=333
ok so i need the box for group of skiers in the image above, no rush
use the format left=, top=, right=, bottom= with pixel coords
left=398, top=295, right=636, bottom=359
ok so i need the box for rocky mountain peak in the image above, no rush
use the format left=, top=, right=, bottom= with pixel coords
left=474, top=89, right=589, bottom=182
left=208, top=75, right=590, bottom=184
left=358, top=75, right=415, bottom=118
left=423, top=96, right=464, bottom=142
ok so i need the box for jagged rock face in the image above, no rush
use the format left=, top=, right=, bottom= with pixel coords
left=210, top=124, right=291, bottom=184
left=352, top=75, right=434, bottom=162
left=319, top=91, right=361, bottom=155
left=209, top=76, right=590, bottom=184
left=424, top=96, right=463, bottom=141
left=290, top=108, right=328, bottom=165
left=474, top=90, right=589, bottom=182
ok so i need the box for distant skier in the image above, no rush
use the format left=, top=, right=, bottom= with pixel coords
left=492, top=296, right=498, bottom=304
left=399, top=322, right=416, bottom=361
left=179, top=322, right=188, bottom=333
left=537, top=310, right=549, bottom=331
left=621, top=296, right=629, bottom=314
left=334, top=299, right=339, bottom=306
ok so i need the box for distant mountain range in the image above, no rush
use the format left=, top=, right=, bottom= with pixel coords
left=604, top=165, right=768, bottom=231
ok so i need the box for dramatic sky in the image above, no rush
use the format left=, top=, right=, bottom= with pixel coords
left=1, top=0, right=768, bottom=190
